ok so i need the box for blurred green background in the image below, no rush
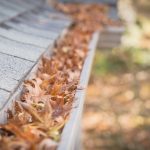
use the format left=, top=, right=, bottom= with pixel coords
left=83, top=0, right=150, bottom=150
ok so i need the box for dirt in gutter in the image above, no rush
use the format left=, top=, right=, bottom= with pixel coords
left=0, top=3, right=118, bottom=150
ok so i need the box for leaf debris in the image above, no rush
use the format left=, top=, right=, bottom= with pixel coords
left=0, top=3, right=119, bottom=150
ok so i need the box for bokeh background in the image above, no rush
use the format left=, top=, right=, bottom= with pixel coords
left=82, top=0, right=150, bottom=150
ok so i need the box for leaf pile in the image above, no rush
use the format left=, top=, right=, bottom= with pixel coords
left=0, top=3, right=118, bottom=150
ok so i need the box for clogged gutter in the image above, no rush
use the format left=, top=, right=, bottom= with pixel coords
left=0, top=3, right=119, bottom=150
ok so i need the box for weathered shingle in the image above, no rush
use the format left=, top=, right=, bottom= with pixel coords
left=0, top=28, right=52, bottom=48
left=0, top=53, right=34, bottom=80
left=0, top=36, right=45, bottom=61
left=0, top=89, right=10, bottom=109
